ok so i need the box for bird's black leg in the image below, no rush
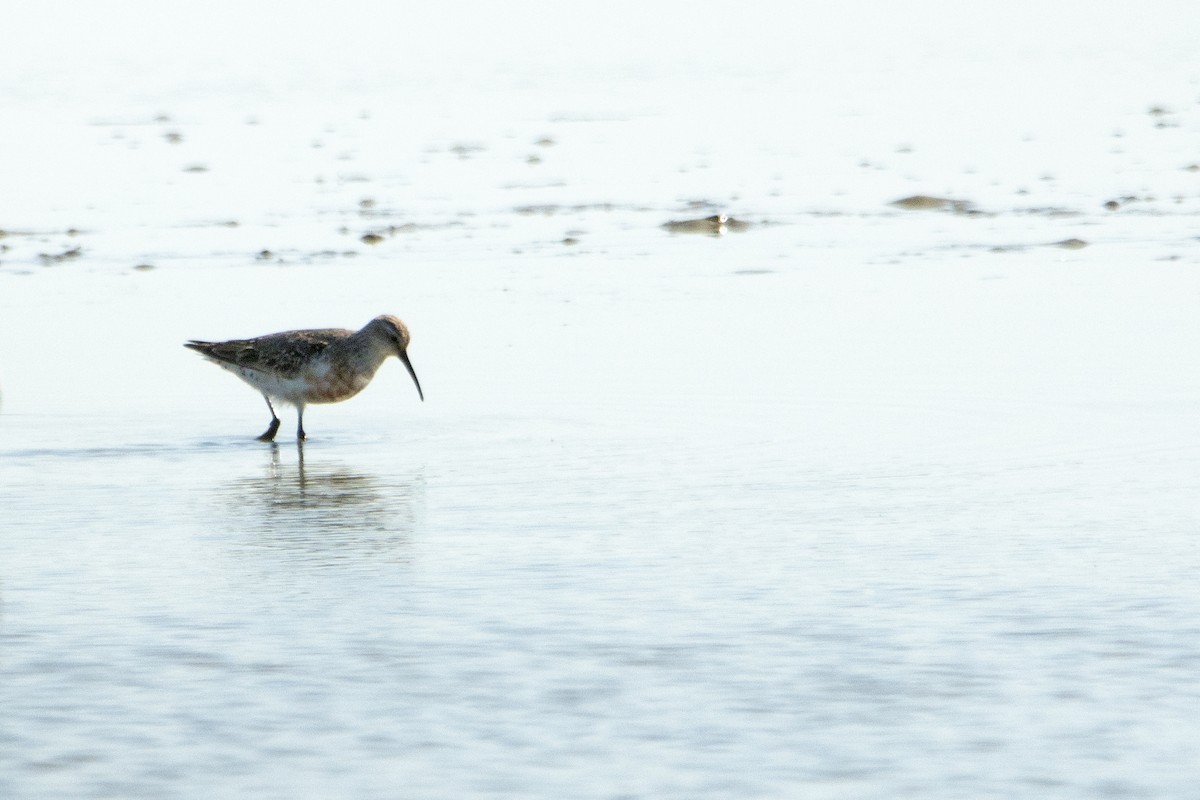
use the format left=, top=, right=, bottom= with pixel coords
left=297, top=405, right=307, bottom=442
left=257, top=394, right=281, bottom=442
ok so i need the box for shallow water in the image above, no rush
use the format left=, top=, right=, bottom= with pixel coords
left=4, top=4, right=1200, bottom=798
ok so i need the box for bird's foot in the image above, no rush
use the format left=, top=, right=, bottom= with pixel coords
left=257, top=418, right=281, bottom=442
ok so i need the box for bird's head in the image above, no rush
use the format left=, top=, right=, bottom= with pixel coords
left=368, top=314, right=423, bottom=401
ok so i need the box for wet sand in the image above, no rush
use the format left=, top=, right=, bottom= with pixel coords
left=3, top=4, right=1200, bottom=798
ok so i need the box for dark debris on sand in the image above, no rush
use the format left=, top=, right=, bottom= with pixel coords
left=661, top=214, right=752, bottom=235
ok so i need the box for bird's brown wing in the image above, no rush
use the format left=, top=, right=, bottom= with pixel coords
left=185, top=329, right=344, bottom=378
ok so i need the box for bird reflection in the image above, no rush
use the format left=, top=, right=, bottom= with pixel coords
left=221, top=442, right=422, bottom=565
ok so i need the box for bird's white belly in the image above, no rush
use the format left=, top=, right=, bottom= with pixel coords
left=215, top=359, right=373, bottom=405
left=225, top=364, right=317, bottom=405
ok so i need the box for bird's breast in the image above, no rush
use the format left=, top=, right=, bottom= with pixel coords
left=301, top=361, right=374, bottom=404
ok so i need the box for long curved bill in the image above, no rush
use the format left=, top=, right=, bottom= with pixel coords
left=399, top=351, right=424, bottom=401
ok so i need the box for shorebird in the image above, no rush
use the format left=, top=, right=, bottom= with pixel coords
left=185, top=314, right=423, bottom=441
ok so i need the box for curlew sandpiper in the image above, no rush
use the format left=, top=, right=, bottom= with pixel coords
left=185, top=315, right=423, bottom=441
